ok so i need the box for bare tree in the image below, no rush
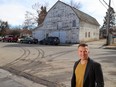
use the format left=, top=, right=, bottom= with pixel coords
left=24, top=11, right=37, bottom=29
left=0, top=20, right=9, bottom=36
left=69, top=0, right=82, bottom=9
left=24, top=2, right=48, bottom=29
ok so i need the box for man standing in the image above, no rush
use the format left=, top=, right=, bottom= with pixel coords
left=71, top=43, right=104, bottom=87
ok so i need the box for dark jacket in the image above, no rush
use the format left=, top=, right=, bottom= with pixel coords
left=71, top=58, right=104, bottom=87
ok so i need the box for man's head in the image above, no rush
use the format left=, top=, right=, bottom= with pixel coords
left=78, top=43, right=89, bottom=60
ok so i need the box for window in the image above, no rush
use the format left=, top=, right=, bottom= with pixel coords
left=72, top=20, right=76, bottom=27
left=88, top=32, right=90, bottom=37
left=93, top=32, right=95, bottom=36
left=57, top=22, right=62, bottom=29
left=85, top=32, right=87, bottom=37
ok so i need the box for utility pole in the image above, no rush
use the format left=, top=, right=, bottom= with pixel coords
left=106, top=0, right=112, bottom=45
left=106, top=0, right=111, bottom=45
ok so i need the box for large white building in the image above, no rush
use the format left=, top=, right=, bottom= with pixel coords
left=32, top=1, right=100, bottom=44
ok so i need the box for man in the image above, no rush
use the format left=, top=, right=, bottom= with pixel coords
left=71, top=43, right=104, bottom=87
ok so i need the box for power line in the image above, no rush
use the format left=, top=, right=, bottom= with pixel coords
left=102, top=0, right=109, bottom=6
left=111, top=0, right=116, bottom=12
left=99, top=0, right=107, bottom=9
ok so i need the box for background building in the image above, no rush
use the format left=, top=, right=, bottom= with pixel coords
left=32, top=1, right=100, bottom=44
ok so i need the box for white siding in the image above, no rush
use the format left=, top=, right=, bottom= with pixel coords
left=79, top=22, right=99, bottom=42
left=33, top=30, right=45, bottom=41
left=48, top=31, right=67, bottom=43
left=59, top=31, right=67, bottom=43
left=43, top=1, right=80, bottom=31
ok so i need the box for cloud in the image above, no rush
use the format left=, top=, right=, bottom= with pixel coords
left=0, top=0, right=39, bottom=26
left=0, top=3, right=26, bottom=25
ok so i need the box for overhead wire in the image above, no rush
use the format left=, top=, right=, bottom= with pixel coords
left=102, top=0, right=109, bottom=6
left=111, top=0, right=116, bottom=12
left=99, top=0, right=108, bottom=9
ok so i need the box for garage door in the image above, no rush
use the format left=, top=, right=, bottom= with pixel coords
left=50, top=31, right=67, bottom=44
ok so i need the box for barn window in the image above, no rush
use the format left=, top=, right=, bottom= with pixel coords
left=88, top=32, right=90, bottom=37
left=72, top=20, right=76, bottom=27
left=93, top=32, right=95, bottom=36
left=85, top=32, right=87, bottom=37
left=57, top=22, right=62, bottom=29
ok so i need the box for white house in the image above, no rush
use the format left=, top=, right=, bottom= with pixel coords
left=32, top=1, right=100, bottom=44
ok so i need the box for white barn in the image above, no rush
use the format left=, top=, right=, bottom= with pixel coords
left=32, top=1, right=100, bottom=44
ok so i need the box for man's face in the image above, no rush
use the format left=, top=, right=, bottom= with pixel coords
left=78, top=46, right=89, bottom=60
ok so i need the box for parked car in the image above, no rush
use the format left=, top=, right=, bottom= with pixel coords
left=112, top=35, right=116, bottom=38
left=39, top=36, right=60, bottom=45
left=20, top=37, right=38, bottom=44
left=18, top=36, right=28, bottom=42
left=2, top=35, right=18, bottom=42
left=0, top=36, right=3, bottom=41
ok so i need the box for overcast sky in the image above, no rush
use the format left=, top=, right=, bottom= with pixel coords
left=0, top=0, right=116, bottom=27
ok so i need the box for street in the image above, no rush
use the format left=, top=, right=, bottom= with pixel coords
left=0, top=69, right=46, bottom=87
left=0, top=39, right=116, bottom=87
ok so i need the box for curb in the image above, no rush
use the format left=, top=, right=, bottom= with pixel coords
left=102, top=46, right=116, bottom=49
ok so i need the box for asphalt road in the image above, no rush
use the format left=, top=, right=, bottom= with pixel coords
left=0, top=40, right=116, bottom=87
left=0, top=69, right=46, bottom=87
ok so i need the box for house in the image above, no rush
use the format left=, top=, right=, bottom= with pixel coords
left=20, top=29, right=32, bottom=37
left=32, top=1, right=100, bottom=44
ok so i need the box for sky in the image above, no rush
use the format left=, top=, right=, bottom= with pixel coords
left=0, top=0, right=116, bottom=27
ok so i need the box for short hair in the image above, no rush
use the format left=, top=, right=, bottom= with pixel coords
left=78, top=43, right=88, bottom=48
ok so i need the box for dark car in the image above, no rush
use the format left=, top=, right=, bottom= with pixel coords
left=20, top=37, right=38, bottom=44
left=39, top=36, right=60, bottom=45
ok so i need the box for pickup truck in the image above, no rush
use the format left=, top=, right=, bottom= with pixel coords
left=2, top=35, right=18, bottom=42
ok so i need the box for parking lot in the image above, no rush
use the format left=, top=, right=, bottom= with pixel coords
left=0, top=40, right=116, bottom=87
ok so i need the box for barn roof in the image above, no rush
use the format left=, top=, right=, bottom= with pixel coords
left=33, top=1, right=100, bottom=31
left=72, top=7, right=100, bottom=26
left=58, top=1, right=100, bottom=26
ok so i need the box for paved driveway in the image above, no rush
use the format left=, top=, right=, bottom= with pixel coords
left=0, top=40, right=116, bottom=87
left=0, top=69, right=46, bottom=87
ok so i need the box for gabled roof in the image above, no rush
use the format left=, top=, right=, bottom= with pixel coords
left=32, top=23, right=43, bottom=31
left=72, top=8, right=100, bottom=26
left=57, top=1, right=100, bottom=26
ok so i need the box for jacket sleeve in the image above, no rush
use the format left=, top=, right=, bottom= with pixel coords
left=94, top=62, right=104, bottom=87
left=71, top=61, right=78, bottom=87
left=71, top=71, right=76, bottom=87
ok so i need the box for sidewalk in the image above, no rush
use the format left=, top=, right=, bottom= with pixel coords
left=73, top=39, right=116, bottom=49
left=103, top=43, right=116, bottom=49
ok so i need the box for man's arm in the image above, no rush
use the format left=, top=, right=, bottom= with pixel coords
left=94, top=62, right=104, bottom=87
